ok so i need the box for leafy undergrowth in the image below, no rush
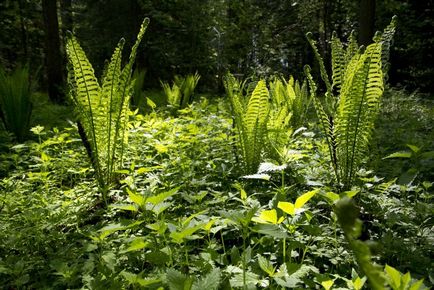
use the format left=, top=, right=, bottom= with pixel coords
left=0, top=94, right=433, bottom=289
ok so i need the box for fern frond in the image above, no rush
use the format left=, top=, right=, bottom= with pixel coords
left=66, top=32, right=102, bottom=180
left=331, top=31, right=345, bottom=96
left=306, top=32, right=332, bottom=96
left=241, top=80, right=270, bottom=173
left=374, top=16, right=397, bottom=80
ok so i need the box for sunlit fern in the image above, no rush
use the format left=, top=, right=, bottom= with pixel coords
left=305, top=17, right=396, bottom=191
left=224, top=73, right=270, bottom=174
left=66, top=17, right=149, bottom=197
left=163, top=72, right=201, bottom=109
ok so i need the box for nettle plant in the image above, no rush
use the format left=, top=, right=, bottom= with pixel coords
left=305, top=17, right=397, bottom=191
left=66, top=18, right=149, bottom=198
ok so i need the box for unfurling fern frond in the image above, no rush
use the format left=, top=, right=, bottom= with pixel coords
left=66, top=17, right=149, bottom=198
left=305, top=17, right=396, bottom=191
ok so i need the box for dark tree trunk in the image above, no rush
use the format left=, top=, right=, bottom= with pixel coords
left=42, top=0, right=64, bottom=103
left=359, top=0, right=376, bottom=46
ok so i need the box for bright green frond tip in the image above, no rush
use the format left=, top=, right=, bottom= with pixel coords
left=66, top=17, right=150, bottom=199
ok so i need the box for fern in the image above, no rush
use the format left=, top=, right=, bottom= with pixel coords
left=306, top=17, right=396, bottom=191
left=66, top=17, right=150, bottom=197
left=0, top=64, right=33, bottom=141
left=163, top=73, right=200, bottom=109
left=225, top=74, right=270, bottom=174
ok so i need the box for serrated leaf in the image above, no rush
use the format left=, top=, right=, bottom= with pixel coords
left=258, top=255, right=275, bottom=277
left=192, top=268, right=221, bottom=290
left=146, top=186, right=179, bottom=205
left=126, top=188, right=145, bottom=207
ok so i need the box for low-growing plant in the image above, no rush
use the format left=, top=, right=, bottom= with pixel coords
left=0, top=64, right=33, bottom=141
left=66, top=18, right=149, bottom=197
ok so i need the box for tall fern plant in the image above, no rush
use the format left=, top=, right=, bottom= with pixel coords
left=224, top=74, right=270, bottom=174
left=66, top=17, right=150, bottom=196
left=0, top=65, right=32, bottom=142
left=305, top=17, right=396, bottom=191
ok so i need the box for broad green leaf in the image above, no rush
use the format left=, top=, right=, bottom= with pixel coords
left=295, top=189, right=318, bottom=209
left=169, top=223, right=205, bottom=243
left=121, top=237, right=149, bottom=253
left=126, top=188, right=145, bottom=207
left=147, top=186, right=179, bottom=205
left=409, top=279, right=425, bottom=290
left=258, top=255, right=275, bottom=277
left=340, top=190, right=359, bottom=199
left=385, top=264, right=401, bottom=289
left=321, top=279, right=334, bottom=290
left=203, top=219, right=216, bottom=232
left=166, top=268, right=191, bottom=290
left=401, top=272, right=411, bottom=289
left=278, top=202, right=295, bottom=216
left=322, top=191, right=340, bottom=204
left=192, top=268, right=221, bottom=290
left=353, top=276, right=367, bottom=290
left=252, top=209, right=284, bottom=224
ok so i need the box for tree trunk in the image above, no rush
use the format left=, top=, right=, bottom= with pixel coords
left=359, top=0, right=376, bottom=46
left=42, top=0, right=64, bottom=103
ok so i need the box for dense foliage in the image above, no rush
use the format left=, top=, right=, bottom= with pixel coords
left=0, top=1, right=433, bottom=290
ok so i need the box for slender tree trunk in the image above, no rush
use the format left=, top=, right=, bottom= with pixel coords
left=42, top=0, right=64, bottom=103
left=359, top=0, right=376, bottom=46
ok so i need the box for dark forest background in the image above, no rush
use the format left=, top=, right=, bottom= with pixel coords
left=0, top=0, right=433, bottom=103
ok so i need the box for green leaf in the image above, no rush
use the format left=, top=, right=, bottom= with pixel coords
left=252, top=224, right=288, bottom=239
left=278, top=202, right=295, bottom=216
left=166, top=269, right=192, bottom=290
left=252, top=209, right=283, bottom=224
left=146, top=186, right=179, bottom=205
left=126, top=188, right=145, bottom=207
left=192, top=268, right=221, bottom=290
left=383, top=151, right=412, bottom=159
left=385, top=264, right=401, bottom=289
left=294, top=189, right=319, bottom=209
left=406, top=144, right=420, bottom=153
left=321, top=279, right=334, bottom=290
left=110, top=203, right=138, bottom=212
left=258, top=255, right=275, bottom=277
left=353, top=276, right=367, bottom=290
left=121, top=237, right=149, bottom=253
left=409, top=279, right=425, bottom=290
